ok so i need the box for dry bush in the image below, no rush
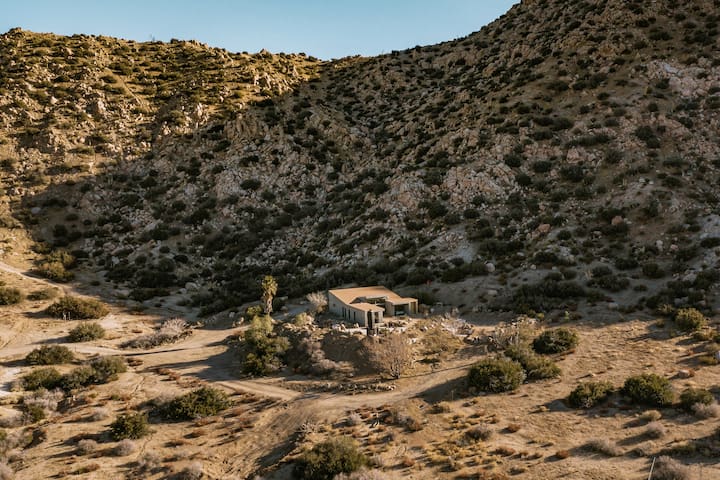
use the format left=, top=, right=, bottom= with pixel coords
left=76, top=439, right=97, bottom=455
left=431, top=402, right=451, bottom=413
left=114, top=439, right=137, bottom=456
left=652, top=456, right=692, bottom=480
left=178, top=462, right=203, bottom=480
left=136, top=452, right=161, bottom=473
left=122, top=318, right=190, bottom=349
left=555, top=450, right=571, bottom=459
left=365, top=333, right=413, bottom=379
left=466, top=424, right=494, bottom=441
left=306, top=291, right=328, bottom=314
left=346, top=412, right=363, bottom=426
left=584, top=438, right=623, bottom=457
left=490, top=316, right=540, bottom=349
left=89, top=407, right=110, bottom=421
left=640, top=410, right=662, bottom=422
left=692, top=402, right=720, bottom=419
left=645, top=421, right=666, bottom=438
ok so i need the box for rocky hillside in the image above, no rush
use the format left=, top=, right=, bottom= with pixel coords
left=1, top=0, right=719, bottom=316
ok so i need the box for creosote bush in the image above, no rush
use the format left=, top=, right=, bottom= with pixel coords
left=673, top=308, right=707, bottom=332
left=568, top=381, right=614, bottom=408
left=679, top=387, right=714, bottom=412
left=468, top=357, right=525, bottom=393
left=46, top=296, right=109, bottom=320
left=621, top=373, right=674, bottom=407
left=294, top=437, right=368, bottom=480
left=504, top=345, right=561, bottom=380
left=532, top=328, right=579, bottom=354
left=0, top=287, right=23, bottom=305
left=21, top=367, right=62, bottom=391
left=68, top=322, right=106, bottom=342
left=25, top=345, right=75, bottom=365
left=110, top=412, right=149, bottom=440
left=155, top=386, right=231, bottom=421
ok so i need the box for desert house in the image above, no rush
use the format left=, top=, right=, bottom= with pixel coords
left=327, top=286, right=418, bottom=330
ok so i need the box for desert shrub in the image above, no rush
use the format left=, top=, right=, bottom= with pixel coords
left=621, top=374, right=674, bottom=407
left=68, top=322, right=105, bottom=342
left=294, top=437, right=368, bottom=480
left=155, top=387, right=231, bottom=421
left=645, top=421, right=666, bottom=438
left=76, top=439, right=98, bottom=454
left=22, top=367, right=62, bottom=391
left=468, top=358, right=525, bottom=393
left=27, top=287, right=59, bottom=301
left=25, top=345, right=75, bottom=365
left=21, top=389, right=63, bottom=421
left=58, top=366, right=95, bottom=391
left=673, top=308, right=707, bottom=332
left=568, top=381, right=614, bottom=408
left=678, top=387, right=714, bottom=412
left=114, top=439, right=137, bottom=456
left=532, top=328, right=579, bottom=354
left=110, top=413, right=149, bottom=440
left=241, top=315, right=289, bottom=375
left=0, top=287, right=23, bottom=305
left=504, top=345, right=561, bottom=380
left=89, top=356, right=127, bottom=383
left=121, top=318, right=190, bottom=349
left=584, top=438, right=623, bottom=457
left=46, top=296, right=109, bottom=319
left=692, top=402, right=720, bottom=418
left=466, top=424, right=494, bottom=441
left=652, top=456, right=692, bottom=480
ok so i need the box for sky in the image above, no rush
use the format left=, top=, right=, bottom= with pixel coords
left=1, top=1, right=519, bottom=59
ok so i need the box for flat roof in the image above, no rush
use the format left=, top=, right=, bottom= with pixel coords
left=329, top=286, right=416, bottom=306
left=348, top=302, right=385, bottom=313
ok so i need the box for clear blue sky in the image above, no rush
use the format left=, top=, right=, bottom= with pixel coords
left=1, top=1, right=519, bottom=59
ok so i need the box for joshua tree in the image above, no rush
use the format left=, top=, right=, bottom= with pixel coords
left=261, top=275, right=278, bottom=315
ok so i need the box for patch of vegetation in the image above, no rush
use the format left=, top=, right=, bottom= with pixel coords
left=68, top=322, right=106, bottom=342
left=679, top=388, right=714, bottom=412
left=240, top=315, right=289, bottom=375
left=621, top=374, right=674, bottom=407
left=109, top=413, right=150, bottom=440
left=673, top=308, right=707, bottom=332
left=154, top=387, right=231, bottom=421
left=468, top=357, right=526, bottom=393
left=0, top=286, right=23, bottom=305
left=568, top=381, right=614, bottom=408
left=89, top=356, right=127, bottom=383
left=22, top=367, right=62, bottom=390
left=504, top=345, right=561, bottom=380
left=46, top=296, right=109, bottom=319
left=35, top=250, right=75, bottom=282
left=25, top=345, right=75, bottom=365
left=532, top=328, right=579, bottom=354
left=294, top=437, right=368, bottom=480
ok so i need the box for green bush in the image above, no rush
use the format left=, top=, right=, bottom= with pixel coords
left=621, top=374, right=674, bottom=407
left=25, top=345, right=75, bottom=365
left=468, top=358, right=526, bottom=393
left=46, top=296, right=109, bottom=320
left=673, top=308, right=707, bottom=332
left=504, top=345, right=561, bottom=380
left=532, top=328, right=579, bottom=354
left=68, top=322, right=106, bottom=342
left=89, top=356, right=127, bottom=383
left=59, top=366, right=95, bottom=391
left=22, top=367, right=62, bottom=391
left=679, top=388, right=714, bottom=412
left=109, top=413, right=149, bottom=440
left=568, top=381, right=615, bottom=408
left=155, top=387, right=231, bottom=421
left=294, top=437, right=368, bottom=480
left=0, top=286, right=23, bottom=305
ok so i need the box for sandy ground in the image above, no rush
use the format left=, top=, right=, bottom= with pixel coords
left=1, top=258, right=719, bottom=479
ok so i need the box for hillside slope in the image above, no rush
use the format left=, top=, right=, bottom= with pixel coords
left=1, top=0, right=719, bottom=317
